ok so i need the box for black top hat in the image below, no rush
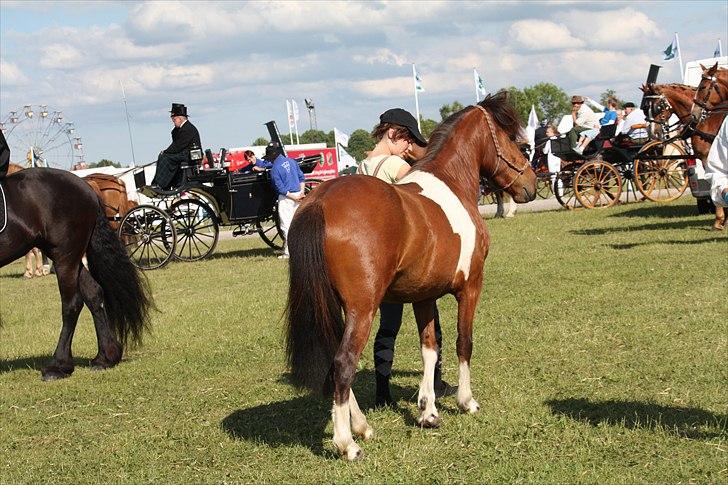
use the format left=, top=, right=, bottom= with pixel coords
left=379, top=108, right=427, bottom=146
left=623, top=102, right=636, bottom=108
left=170, top=103, right=188, bottom=117
left=264, top=142, right=283, bottom=160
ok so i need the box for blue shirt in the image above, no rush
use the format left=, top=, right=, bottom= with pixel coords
left=255, top=158, right=273, bottom=169
left=600, top=109, right=618, bottom=125
left=270, top=154, right=305, bottom=196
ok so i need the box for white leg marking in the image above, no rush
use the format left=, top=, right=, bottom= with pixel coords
left=349, top=390, right=373, bottom=441
left=457, top=361, right=480, bottom=414
left=332, top=400, right=362, bottom=460
left=417, top=347, right=441, bottom=427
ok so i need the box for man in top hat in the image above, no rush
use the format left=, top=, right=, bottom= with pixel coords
left=151, top=103, right=201, bottom=189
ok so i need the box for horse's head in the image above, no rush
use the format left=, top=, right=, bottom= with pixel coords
left=641, top=84, right=673, bottom=139
left=692, top=62, right=727, bottom=122
left=474, top=92, right=537, bottom=203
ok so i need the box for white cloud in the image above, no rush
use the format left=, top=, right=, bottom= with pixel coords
left=509, top=20, right=584, bottom=50
left=353, top=49, right=408, bottom=67
left=40, top=43, right=85, bottom=69
left=0, top=59, right=29, bottom=86
left=562, top=8, right=662, bottom=48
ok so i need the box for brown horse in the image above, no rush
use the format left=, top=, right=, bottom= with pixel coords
left=642, top=81, right=727, bottom=228
left=83, top=173, right=137, bottom=231
left=690, top=62, right=728, bottom=123
left=6, top=164, right=49, bottom=278
left=285, top=93, right=537, bottom=460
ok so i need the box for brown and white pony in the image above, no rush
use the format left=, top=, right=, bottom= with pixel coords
left=284, top=93, right=537, bottom=460
left=6, top=164, right=48, bottom=278
left=642, top=78, right=727, bottom=228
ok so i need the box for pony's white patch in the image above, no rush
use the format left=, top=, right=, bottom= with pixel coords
left=417, top=347, right=439, bottom=422
left=331, top=400, right=353, bottom=453
left=457, top=361, right=479, bottom=413
left=398, top=171, right=475, bottom=280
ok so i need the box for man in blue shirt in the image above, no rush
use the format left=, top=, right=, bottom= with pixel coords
left=268, top=143, right=305, bottom=258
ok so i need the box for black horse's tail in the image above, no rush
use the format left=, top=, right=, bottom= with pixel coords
left=86, top=208, right=152, bottom=347
left=285, top=202, right=343, bottom=394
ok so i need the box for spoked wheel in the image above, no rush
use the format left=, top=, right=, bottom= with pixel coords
left=169, top=198, right=219, bottom=262
left=574, top=159, right=623, bottom=209
left=536, top=175, right=553, bottom=199
left=256, top=208, right=284, bottom=250
left=118, top=205, right=177, bottom=270
left=634, top=140, right=688, bottom=202
left=553, top=164, right=579, bottom=210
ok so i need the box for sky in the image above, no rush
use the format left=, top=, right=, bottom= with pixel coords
left=1, top=0, right=726, bottom=168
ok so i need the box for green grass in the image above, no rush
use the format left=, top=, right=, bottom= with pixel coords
left=0, top=198, right=726, bottom=483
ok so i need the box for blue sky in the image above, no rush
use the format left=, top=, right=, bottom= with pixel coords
left=1, top=0, right=726, bottom=168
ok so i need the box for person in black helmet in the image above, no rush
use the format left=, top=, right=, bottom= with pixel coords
left=151, top=103, right=201, bottom=189
left=357, top=107, right=453, bottom=407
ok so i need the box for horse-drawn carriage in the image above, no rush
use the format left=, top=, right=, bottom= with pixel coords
left=119, top=121, right=323, bottom=270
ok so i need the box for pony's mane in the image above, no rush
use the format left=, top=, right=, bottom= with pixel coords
left=416, top=91, right=523, bottom=167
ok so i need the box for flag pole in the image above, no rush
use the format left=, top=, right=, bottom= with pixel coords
left=412, top=63, right=421, bottom=132
left=473, top=68, right=480, bottom=103
left=719, top=39, right=724, bottom=57
left=119, top=80, right=136, bottom=167
left=675, top=32, right=684, bottom=82
left=286, top=99, right=293, bottom=145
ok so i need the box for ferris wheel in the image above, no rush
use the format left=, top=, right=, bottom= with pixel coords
left=0, top=105, right=84, bottom=169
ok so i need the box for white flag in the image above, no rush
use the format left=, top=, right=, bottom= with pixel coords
left=413, top=64, right=425, bottom=92
left=286, top=99, right=294, bottom=124
left=473, top=68, right=486, bottom=96
left=291, top=99, right=300, bottom=123
left=714, top=41, right=722, bottom=58
left=663, top=34, right=677, bottom=60
left=527, top=105, right=539, bottom=131
left=334, top=127, right=350, bottom=148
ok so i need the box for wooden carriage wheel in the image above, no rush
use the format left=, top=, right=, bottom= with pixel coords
left=536, top=175, right=553, bottom=199
left=634, top=140, right=689, bottom=202
left=118, top=205, right=177, bottom=270
left=574, top=159, right=623, bottom=209
left=168, top=198, right=219, bottom=262
left=553, top=163, right=580, bottom=210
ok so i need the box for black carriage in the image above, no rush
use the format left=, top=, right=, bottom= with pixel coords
left=119, top=122, right=324, bottom=270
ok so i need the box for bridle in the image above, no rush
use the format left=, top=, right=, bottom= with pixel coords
left=472, top=104, right=529, bottom=193
left=690, top=72, right=728, bottom=123
left=645, top=88, right=719, bottom=144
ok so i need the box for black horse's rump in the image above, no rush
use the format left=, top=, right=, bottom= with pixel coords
left=285, top=201, right=343, bottom=394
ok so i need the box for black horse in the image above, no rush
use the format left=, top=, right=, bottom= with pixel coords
left=0, top=168, right=152, bottom=380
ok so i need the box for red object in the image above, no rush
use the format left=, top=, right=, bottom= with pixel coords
left=287, top=148, right=339, bottom=180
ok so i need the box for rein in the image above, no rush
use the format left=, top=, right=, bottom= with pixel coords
left=690, top=73, right=728, bottom=123
left=647, top=91, right=720, bottom=144
left=472, top=104, right=528, bottom=194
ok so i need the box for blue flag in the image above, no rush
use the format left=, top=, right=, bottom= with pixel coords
left=714, top=43, right=722, bottom=58
left=663, top=39, right=676, bottom=60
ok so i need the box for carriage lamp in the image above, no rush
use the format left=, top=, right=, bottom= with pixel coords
left=40, top=106, right=48, bottom=118
left=24, top=105, right=33, bottom=118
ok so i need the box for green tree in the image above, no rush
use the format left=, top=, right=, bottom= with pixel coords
left=439, top=101, right=465, bottom=121
left=505, top=83, right=570, bottom=125
left=346, top=129, right=375, bottom=161
left=251, top=137, right=269, bottom=146
left=88, top=159, right=121, bottom=168
left=419, top=117, right=439, bottom=139
left=299, top=129, right=328, bottom=145
left=599, top=89, right=624, bottom=108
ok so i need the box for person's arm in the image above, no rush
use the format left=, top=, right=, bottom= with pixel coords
left=394, top=163, right=411, bottom=181
left=164, top=124, right=196, bottom=154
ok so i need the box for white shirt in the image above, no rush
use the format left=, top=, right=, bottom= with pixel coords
left=706, top=116, right=728, bottom=207
left=620, top=109, right=647, bottom=139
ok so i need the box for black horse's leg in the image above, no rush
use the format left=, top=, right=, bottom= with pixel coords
left=42, top=262, right=83, bottom=381
left=78, top=267, right=123, bottom=370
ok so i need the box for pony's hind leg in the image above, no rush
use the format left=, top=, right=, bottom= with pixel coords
left=349, top=389, right=373, bottom=441
left=78, top=267, right=123, bottom=370
left=455, top=291, right=481, bottom=414
left=42, top=262, right=84, bottom=380
left=332, top=308, right=376, bottom=461
left=413, top=300, right=441, bottom=428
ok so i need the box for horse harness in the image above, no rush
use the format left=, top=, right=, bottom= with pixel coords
left=0, top=182, right=6, bottom=233
left=692, top=72, right=728, bottom=120
left=472, top=104, right=529, bottom=194
left=646, top=92, right=719, bottom=144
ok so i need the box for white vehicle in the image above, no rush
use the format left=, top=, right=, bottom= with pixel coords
left=682, top=56, right=728, bottom=213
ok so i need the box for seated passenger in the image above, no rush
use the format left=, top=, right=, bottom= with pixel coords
left=574, top=97, right=619, bottom=154
left=237, top=150, right=271, bottom=173
left=568, top=95, right=600, bottom=155
left=151, top=103, right=201, bottom=190
left=619, top=101, right=648, bottom=143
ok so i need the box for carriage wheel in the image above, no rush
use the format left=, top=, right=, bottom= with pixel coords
left=574, top=159, right=623, bottom=209
left=118, top=205, right=176, bottom=270
left=634, top=140, right=688, bottom=202
left=553, top=165, right=579, bottom=210
left=169, top=199, right=219, bottom=262
left=536, top=175, right=553, bottom=199
left=304, top=178, right=325, bottom=195
left=256, top=208, right=284, bottom=250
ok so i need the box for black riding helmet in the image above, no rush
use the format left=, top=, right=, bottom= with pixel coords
left=379, top=108, right=427, bottom=147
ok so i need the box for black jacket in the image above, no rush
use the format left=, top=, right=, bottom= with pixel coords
left=164, top=120, right=201, bottom=155
left=0, top=130, right=9, bottom=177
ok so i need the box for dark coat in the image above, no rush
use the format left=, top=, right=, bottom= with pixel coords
left=164, top=120, right=201, bottom=155
left=0, top=130, right=9, bottom=177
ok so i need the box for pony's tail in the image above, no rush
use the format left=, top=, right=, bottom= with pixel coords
left=86, top=208, right=153, bottom=348
left=285, top=202, right=343, bottom=394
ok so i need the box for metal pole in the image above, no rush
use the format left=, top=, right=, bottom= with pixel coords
left=719, top=39, right=723, bottom=57
left=120, top=81, right=137, bottom=167
left=474, top=68, right=480, bottom=103
left=675, top=32, right=684, bottom=82
left=412, top=64, right=421, bottom=132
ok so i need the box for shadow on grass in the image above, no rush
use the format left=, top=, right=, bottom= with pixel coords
left=610, top=236, right=726, bottom=250
left=546, top=398, right=728, bottom=440
left=207, top=247, right=274, bottom=260
left=222, top=369, right=431, bottom=457
left=609, top=204, right=698, bottom=219
left=0, top=355, right=91, bottom=375
left=571, top=219, right=709, bottom=236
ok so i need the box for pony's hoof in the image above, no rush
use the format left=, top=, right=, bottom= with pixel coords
left=343, top=443, right=363, bottom=461
left=354, top=425, right=374, bottom=441
left=41, top=367, right=73, bottom=381
left=458, top=399, right=480, bottom=414
left=23, top=271, right=33, bottom=279
left=417, top=414, right=441, bottom=428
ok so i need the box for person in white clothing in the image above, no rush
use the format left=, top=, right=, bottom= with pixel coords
left=620, top=102, right=648, bottom=141
left=706, top=116, right=728, bottom=229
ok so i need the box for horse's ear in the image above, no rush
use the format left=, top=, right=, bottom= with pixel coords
left=700, top=63, right=707, bottom=71
left=711, top=61, right=719, bottom=71
left=640, top=84, right=647, bottom=93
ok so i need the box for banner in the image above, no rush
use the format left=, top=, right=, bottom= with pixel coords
left=473, top=68, right=486, bottom=97
left=413, top=64, right=425, bottom=92
left=663, top=35, right=677, bottom=60
left=292, top=99, right=300, bottom=123
left=334, top=127, right=350, bottom=147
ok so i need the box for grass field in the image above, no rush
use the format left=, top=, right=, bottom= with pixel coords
left=0, top=198, right=726, bottom=483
